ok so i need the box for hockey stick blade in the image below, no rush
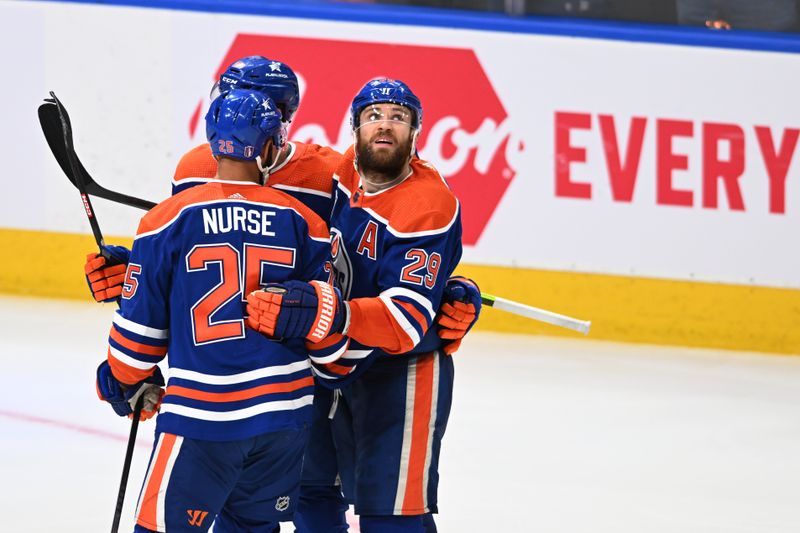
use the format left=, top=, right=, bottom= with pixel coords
left=481, top=293, right=591, bottom=335
left=43, top=91, right=108, bottom=251
left=38, top=97, right=156, bottom=211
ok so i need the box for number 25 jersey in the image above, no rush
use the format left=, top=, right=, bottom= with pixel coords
left=106, top=180, right=332, bottom=441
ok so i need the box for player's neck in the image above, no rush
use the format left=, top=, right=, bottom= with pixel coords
left=215, top=158, right=261, bottom=184
left=360, top=164, right=412, bottom=193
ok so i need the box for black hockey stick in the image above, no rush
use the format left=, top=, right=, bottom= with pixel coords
left=37, top=95, right=156, bottom=212
left=39, top=92, right=113, bottom=253
left=111, top=396, right=144, bottom=533
left=39, top=92, right=148, bottom=531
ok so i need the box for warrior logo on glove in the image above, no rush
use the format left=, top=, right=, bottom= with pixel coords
left=246, top=280, right=347, bottom=342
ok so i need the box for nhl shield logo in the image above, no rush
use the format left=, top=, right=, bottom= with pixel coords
left=244, top=146, right=255, bottom=158
left=275, top=496, right=290, bottom=512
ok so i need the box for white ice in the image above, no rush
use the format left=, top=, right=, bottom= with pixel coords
left=1, top=296, right=799, bottom=532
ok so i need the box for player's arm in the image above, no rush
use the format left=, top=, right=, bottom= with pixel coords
left=245, top=213, right=360, bottom=384
left=83, top=146, right=215, bottom=303
left=344, top=230, right=458, bottom=354
left=96, top=223, right=172, bottom=420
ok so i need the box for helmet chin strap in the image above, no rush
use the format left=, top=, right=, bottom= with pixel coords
left=256, top=143, right=282, bottom=185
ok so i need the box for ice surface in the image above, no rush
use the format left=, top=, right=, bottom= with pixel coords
left=1, top=296, right=798, bottom=532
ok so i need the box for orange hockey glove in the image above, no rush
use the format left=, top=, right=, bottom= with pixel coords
left=84, top=245, right=130, bottom=303
left=436, top=276, right=481, bottom=355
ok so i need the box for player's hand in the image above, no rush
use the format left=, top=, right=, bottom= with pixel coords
left=96, top=360, right=165, bottom=421
left=84, top=245, right=130, bottom=303
left=436, top=276, right=481, bottom=356
left=246, top=280, right=347, bottom=343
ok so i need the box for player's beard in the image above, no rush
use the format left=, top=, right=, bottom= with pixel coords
left=355, top=129, right=413, bottom=182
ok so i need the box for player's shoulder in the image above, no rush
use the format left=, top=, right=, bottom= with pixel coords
left=269, top=142, right=342, bottom=196
left=293, top=141, right=343, bottom=165
left=386, top=159, right=459, bottom=236
left=137, top=182, right=216, bottom=236
left=138, top=181, right=329, bottom=241
left=248, top=185, right=330, bottom=241
left=172, top=143, right=216, bottom=183
left=353, top=157, right=458, bottom=238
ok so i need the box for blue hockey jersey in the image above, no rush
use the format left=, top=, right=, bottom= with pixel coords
left=315, top=146, right=463, bottom=386
left=105, top=180, right=350, bottom=441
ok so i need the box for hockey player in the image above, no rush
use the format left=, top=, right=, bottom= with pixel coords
left=247, top=78, right=467, bottom=533
left=84, top=57, right=481, bottom=531
left=94, top=89, right=355, bottom=532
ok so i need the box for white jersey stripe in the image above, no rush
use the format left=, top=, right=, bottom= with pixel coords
left=394, top=359, right=417, bottom=513
left=170, top=177, right=213, bottom=188
left=157, top=435, right=183, bottom=531
left=379, top=295, right=421, bottom=346
left=272, top=183, right=332, bottom=199
left=310, top=367, right=340, bottom=381
left=114, top=312, right=168, bottom=340
left=169, top=360, right=310, bottom=385
left=160, top=395, right=313, bottom=422
left=381, top=287, right=436, bottom=319
left=422, top=353, right=441, bottom=513
left=309, top=341, right=349, bottom=365
left=108, top=345, right=157, bottom=371
left=341, top=349, right=373, bottom=360
left=135, top=433, right=164, bottom=521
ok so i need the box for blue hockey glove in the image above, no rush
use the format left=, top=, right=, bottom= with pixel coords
left=436, top=276, right=482, bottom=355
left=96, top=360, right=165, bottom=421
left=84, top=245, right=131, bottom=303
left=246, top=280, right=347, bottom=342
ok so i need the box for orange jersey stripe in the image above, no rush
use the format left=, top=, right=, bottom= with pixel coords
left=137, top=433, right=179, bottom=530
left=107, top=348, right=154, bottom=385
left=109, top=325, right=167, bottom=357
left=306, top=332, right=347, bottom=351
left=320, top=361, right=353, bottom=376
left=165, top=376, right=314, bottom=403
left=402, top=354, right=435, bottom=514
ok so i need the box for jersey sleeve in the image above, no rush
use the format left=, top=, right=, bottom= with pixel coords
left=106, top=221, right=175, bottom=385
left=345, top=213, right=463, bottom=355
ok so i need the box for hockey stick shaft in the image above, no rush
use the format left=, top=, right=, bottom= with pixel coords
left=40, top=93, right=143, bottom=531
left=481, top=293, right=591, bottom=335
left=111, top=396, right=144, bottom=533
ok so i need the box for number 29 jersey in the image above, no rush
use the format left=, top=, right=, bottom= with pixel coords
left=316, top=146, right=463, bottom=386
left=106, top=180, right=332, bottom=441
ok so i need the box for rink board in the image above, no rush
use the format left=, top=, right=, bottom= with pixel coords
left=3, top=1, right=799, bottom=354
left=2, top=228, right=798, bottom=355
